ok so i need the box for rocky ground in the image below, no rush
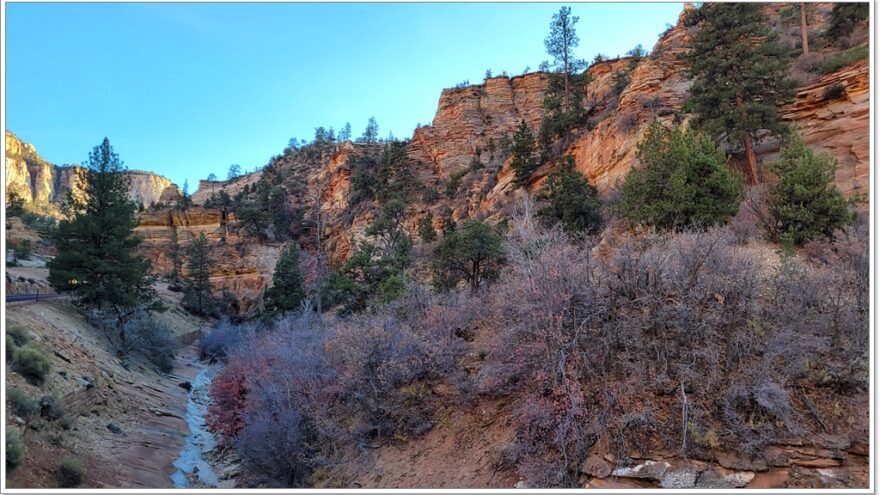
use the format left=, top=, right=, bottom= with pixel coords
left=5, top=269, right=212, bottom=489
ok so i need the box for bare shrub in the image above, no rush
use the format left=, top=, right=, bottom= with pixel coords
left=794, top=52, right=825, bottom=73
left=739, top=184, right=776, bottom=240
left=619, top=111, right=639, bottom=131
left=199, top=319, right=255, bottom=362
left=121, top=313, right=177, bottom=372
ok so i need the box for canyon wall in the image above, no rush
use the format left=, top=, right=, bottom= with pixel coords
left=5, top=131, right=178, bottom=215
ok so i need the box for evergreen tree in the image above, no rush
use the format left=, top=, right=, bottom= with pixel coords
left=511, top=120, right=538, bottom=188
left=262, top=244, right=306, bottom=321
left=418, top=212, right=437, bottom=242
left=237, top=206, right=268, bottom=241
left=6, top=191, right=25, bottom=217
left=182, top=233, right=215, bottom=316
left=540, top=6, right=589, bottom=145
left=359, top=117, right=379, bottom=144
left=617, top=121, right=742, bottom=230
left=544, top=7, right=586, bottom=113
left=227, top=164, right=242, bottom=180
left=267, top=186, right=290, bottom=241
left=685, top=3, right=796, bottom=184
left=539, top=156, right=603, bottom=234
left=205, top=189, right=234, bottom=240
left=207, top=173, right=218, bottom=182
left=177, top=179, right=192, bottom=210
left=432, top=220, right=504, bottom=292
left=48, top=138, right=157, bottom=317
left=827, top=3, right=868, bottom=40
left=767, top=133, right=853, bottom=246
left=339, top=121, right=352, bottom=142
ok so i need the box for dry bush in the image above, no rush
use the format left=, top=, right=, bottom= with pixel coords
left=793, top=52, right=825, bottom=73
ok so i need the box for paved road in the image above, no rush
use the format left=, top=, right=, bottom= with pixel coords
left=6, top=293, right=64, bottom=303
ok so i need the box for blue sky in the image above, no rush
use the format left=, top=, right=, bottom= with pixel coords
left=6, top=2, right=683, bottom=189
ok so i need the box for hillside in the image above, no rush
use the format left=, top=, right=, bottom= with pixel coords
left=134, top=2, right=869, bottom=316
left=3, top=2, right=871, bottom=490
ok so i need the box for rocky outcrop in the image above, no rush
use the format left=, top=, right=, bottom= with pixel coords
left=408, top=73, right=549, bottom=180
left=4, top=131, right=178, bottom=215
left=135, top=207, right=282, bottom=315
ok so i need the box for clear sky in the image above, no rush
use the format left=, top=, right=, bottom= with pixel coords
left=6, top=2, right=683, bottom=189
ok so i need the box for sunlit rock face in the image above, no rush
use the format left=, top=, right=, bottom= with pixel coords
left=5, top=131, right=176, bottom=215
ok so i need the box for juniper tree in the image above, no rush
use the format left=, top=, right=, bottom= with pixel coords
left=267, top=186, right=290, bottom=241
left=48, top=138, right=157, bottom=319
left=262, top=244, right=306, bottom=321
left=685, top=3, right=796, bottom=184
left=827, top=3, right=868, bottom=41
left=617, top=121, right=742, bottom=230
left=432, top=220, right=504, bottom=292
left=6, top=191, right=24, bottom=217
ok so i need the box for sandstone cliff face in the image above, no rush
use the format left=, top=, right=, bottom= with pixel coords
left=135, top=206, right=281, bottom=316
left=408, top=73, right=549, bottom=180
left=174, top=4, right=869, bottom=314
left=4, top=131, right=177, bottom=214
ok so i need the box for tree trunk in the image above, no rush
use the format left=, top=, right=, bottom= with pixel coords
left=743, top=133, right=760, bottom=184
left=800, top=3, right=809, bottom=55
left=736, top=93, right=761, bottom=184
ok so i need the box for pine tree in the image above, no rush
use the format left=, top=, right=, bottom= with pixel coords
left=48, top=138, right=157, bottom=317
left=544, top=7, right=586, bottom=114
left=339, top=122, right=352, bottom=142
left=177, top=179, right=192, bottom=210
left=511, top=120, right=538, bottom=188
left=685, top=3, right=796, bottom=184
left=540, top=6, right=589, bottom=147
left=767, top=133, right=853, bottom=245
left=360, top=117, right=379, bottom=144
left=617, top=121, right=742, bottom=230
left=539, top=155, right=603, bottom=234
left=262, top=244, right=306, bottom=321
left=181, top=233, right=215, bottom=316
